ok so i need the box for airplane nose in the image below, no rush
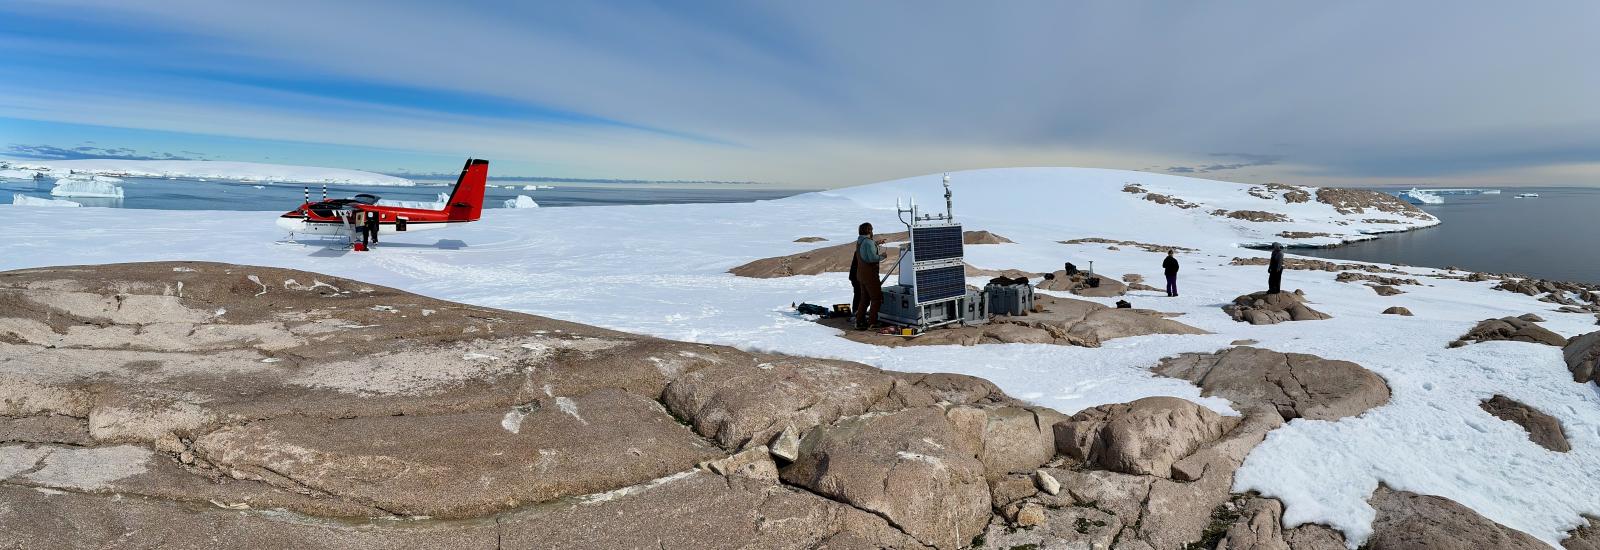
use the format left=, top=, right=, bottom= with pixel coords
left=275, top=217, right=304, bottom=233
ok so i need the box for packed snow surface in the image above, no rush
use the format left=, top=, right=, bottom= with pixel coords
left=10, top=194, right=80, bottom=207
left=49, top=178, right=124, bottom=199
left=0, top=167, right=1591, bottom=547
left=7, top=159, right=413, bottom=186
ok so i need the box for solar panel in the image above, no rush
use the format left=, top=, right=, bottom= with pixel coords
left=912, top=225, right=964, bottom=262
left=914, top=265, right=966, bottom=304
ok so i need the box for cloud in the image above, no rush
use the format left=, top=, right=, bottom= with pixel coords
left=1166, top=153, right=1282, bottom=174
left=1, top=1, right=1598, bottom=186
left=6, top=144, right=197, bottom=161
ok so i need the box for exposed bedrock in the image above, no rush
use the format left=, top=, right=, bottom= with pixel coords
left=1223, top=291, right=1333, bottom=325
left=1479, top=395, right=1571, bottom=452
left=1450, top=315, right=1567, bottom=348
left=1153, top=346, right=1391, bottom=422
left=1566, top=330, right=1600, bottom=385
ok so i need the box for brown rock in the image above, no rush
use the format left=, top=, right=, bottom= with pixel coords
left=1216, top=497, right=1348, bottom=550
left=661, top=357, right=896, bottom=449
left=1480, top=395, right=1571, bottom=452
left=1383, top=306, right=1414, bottom=316
left=193, top=388, right=722, bottom=518
left=793, top=236, right=828, bottom=243
left=780, top=408, right=991, bottom=550
left=1154, top=347, right=1391, bottom=421
left=1566, top=331, right=1600, bottom=385
left=1564, top=515, right=1600, bottom=550
left=1223, top=291, right=1332, bottom=325
left=1371, top=285, right=1404, bottom=296
left=1053, top=396, right=1235, bottom=477
left=1367, top=485, right=1547, bottom=550
left=1455, top=316, right=1567, bottom=347
left=968, top=405, right=1069, bottom=478
left=1038, top=270, right=1130, bottom=297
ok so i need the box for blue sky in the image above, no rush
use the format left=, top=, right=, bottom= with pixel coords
left=2, top=1, right=1597, bottom=188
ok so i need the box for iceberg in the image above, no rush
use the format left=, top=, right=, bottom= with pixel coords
left=11, top=194, right=81, bottom=207
left=50, top=178, right=124, bottom=199
left=1398, top=188, right=1442, bottom=205
left=521, top=184, right=555, bottom=190
left=503, top=195, right=539, bottom=209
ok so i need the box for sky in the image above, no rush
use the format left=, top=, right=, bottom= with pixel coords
left=1, top=1, right=1597, bottom=189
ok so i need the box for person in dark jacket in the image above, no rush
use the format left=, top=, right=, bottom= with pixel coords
left=851, top=222, right=885, bottom=330
left=1267, top=242, right=1285, bottom=294
left=1162, top=250, right=1179, bottom=297
left=364, top=210, right=380, bottom=246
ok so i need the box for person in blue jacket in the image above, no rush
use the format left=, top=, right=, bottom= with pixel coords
left=850, top=222, right=884, bottom=330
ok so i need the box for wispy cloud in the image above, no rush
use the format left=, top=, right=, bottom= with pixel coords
left=1167, top=153, right=1282, bottom=174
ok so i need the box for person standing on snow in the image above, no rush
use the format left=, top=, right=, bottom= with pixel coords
left=364, top=210, right=381, bottom=247
left=851, top=222, right=884, bottom=330
left=1162, top=250, right=1180, bottom=297
left=1267, top=242, right=1285, bottom=294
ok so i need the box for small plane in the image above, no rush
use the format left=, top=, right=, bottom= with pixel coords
left=276, top=158, right=489, bottom=237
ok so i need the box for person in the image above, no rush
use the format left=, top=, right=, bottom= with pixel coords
left=851, top=222, right=884, bottom=330
left=365, top=210, right=381, bottom=246
left=1267, top=242, right=1285, bottom=294
left=1162, top=250, right=1179, bottom=297
left=848, top=237, right=863, bottom=325
left=352, top=210, right=370, bottom=248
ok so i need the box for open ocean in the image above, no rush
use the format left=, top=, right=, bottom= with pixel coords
left=1, top=176, right=806, bottom=210
left=1297, top=186, right=1600, bottom=284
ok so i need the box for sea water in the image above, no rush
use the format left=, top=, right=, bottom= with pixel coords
left=0, top=176, right=805, bottom=210
left=1297, top=187, right=1600, bottom=284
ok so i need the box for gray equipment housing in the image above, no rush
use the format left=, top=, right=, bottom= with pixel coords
left=880, top=285, right=988, bottom=329
left=984, top=282, right=1035, bottom=316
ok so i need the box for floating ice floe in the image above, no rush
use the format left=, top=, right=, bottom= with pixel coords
left=50, top=178, right=124, bottom=199
left=503, top=195, right=539, bottom=209
left=11, top=194, right=81, bottom=207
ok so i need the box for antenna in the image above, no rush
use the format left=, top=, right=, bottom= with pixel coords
left=943, top=173, right=953, bottom=220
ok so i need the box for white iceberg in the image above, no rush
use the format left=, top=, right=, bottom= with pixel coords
left=520, top=184, right=554, bottom=190
left=50, top=178, right=124, bottom=199
left=503, top=195, right=539, bottom=209
left=11, top=194, right=81, bottom=207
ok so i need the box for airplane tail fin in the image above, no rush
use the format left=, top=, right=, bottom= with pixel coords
left=445, top=158, right=489, bottom=222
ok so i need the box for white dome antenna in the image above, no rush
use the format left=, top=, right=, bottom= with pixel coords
left=942, top=173, right=953, bottom=221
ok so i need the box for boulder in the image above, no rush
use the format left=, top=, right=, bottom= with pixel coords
left=1454, top=316, right=1567, bottom=347
left=1053, top=396, right=1236, bottom=477
left=1366, top=485, right=1547, bottom=550
left=1215, top=497, right=1348, bottom=550
left=978, top=504, right=1121, bottom=550
left=661, top=357, right=897, bottom=449
left=1371, top=285, right=1404, bottom=296
left=960, top=405, right=1069, bottom=478
left=1382, top=306, right=1414, bottom=316
left=1223, top=291, right=1332, bottom=325
left=1479, top=395, right=1570, bottom=452
left=1154, top=347, right=1390, bottom=421
left=780, top=408, right=991, bottom=550
left=1566, top=331, right=1600, bottom=385
left=1038, top=270, right=1129, bottom=297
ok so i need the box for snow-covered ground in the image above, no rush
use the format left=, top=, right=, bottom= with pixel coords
left=0, top=159, right=412, bottom=186
left=0, top=167, right=1592, bottom=547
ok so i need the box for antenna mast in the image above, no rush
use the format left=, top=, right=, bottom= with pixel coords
left=943, top=173, right=953, bottom=220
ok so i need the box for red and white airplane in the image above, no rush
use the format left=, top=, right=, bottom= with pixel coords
left=276, top=158, right=489, bottom=236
